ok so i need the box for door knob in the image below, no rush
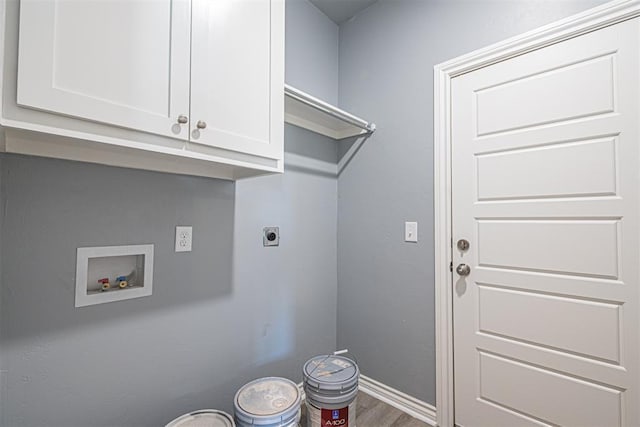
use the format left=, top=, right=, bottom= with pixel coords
left=456, top=264, right=471, bottom=276
left=196, top=120, right=207, bottom=130
left=177, top=115, right=188, bottom=124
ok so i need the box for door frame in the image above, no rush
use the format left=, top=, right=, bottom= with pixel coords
left=432, top=1, right=640, bottom=426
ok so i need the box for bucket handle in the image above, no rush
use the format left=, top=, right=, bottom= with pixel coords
left=333, top=349, right=359, bottom=368
left=307, top=349, right=359, bottom=380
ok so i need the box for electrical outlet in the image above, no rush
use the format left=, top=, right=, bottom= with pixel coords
left=263, top=227, right=279, bottom=247
left=175, top=226, right=193, bottom=252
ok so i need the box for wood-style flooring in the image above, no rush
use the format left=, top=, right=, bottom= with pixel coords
left=299, top=391, right=430, bottom=427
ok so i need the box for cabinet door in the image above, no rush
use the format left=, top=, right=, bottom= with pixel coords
left=189, top=0, right=284, bottom=160
left=17, top=0, right=191, bottom=140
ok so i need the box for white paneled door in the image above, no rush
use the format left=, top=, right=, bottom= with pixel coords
left=451, top=18, right=640, bottom=427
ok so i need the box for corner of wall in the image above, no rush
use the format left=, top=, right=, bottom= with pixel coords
left=285, top=0, right=339, bottom=105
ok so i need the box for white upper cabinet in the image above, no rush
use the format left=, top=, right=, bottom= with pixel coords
left=17, top=0, right=192, bottom=140
left=1, top=0, right=284, bottom=180
left=190, top=0, right=283, bottom=159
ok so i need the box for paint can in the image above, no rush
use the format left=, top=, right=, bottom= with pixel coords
left=234, top=377, right=302, bottom=427
left=165, top=409, right=235, bottom=427
left=303, top=355, right=359, bottom=427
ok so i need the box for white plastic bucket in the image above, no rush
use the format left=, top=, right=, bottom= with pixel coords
left=165, top=409, right=236, bottom=427
left=302, top=355, right=359, bottom=427
left=234, top=377, right=302, bottom=427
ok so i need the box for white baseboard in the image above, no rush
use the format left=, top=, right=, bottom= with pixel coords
left=358, top=375, right=437, bottom=426
left=298, top=376, right=437, bottom=426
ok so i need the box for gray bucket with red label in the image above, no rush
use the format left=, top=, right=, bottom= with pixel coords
left=302, top=353, right=359, bottom=427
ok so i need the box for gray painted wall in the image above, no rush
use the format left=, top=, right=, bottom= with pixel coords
left=0, top=2, right=339, bottom=426
left=286, top=0, right=339, bottom=104
left=336, top=0, right=609, bottom=405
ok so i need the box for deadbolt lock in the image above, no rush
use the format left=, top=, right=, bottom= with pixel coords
left=457, top=239, right=470, bottom=251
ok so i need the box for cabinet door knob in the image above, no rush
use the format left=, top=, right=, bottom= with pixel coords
left=177, top=115, right=188, bottom=124
left=196, top=120, right=207, bottom=130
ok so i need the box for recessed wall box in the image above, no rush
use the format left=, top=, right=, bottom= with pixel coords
left=75, top=244, right=154, bottom=307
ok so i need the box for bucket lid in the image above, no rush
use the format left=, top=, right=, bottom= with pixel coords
left=234, top=377, right=301, bottom=426
left=166, top=410, right=235, bottom=427
left=303, top=355, right=359, bottom=392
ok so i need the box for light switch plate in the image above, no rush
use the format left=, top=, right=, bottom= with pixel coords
left=175, top=226, right=193, bottom=252
left=405, top=221, right=418, bottom=242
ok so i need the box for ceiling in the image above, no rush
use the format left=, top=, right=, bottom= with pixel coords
left=309, top=0, right=378, bottom=24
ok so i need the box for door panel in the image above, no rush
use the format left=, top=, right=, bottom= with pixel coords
left=475, top=54, right=615, bottom=136
left=476, top=137, right=617, bottom=201
left=452, top=18, right=639, bottom=427
left=17, top=0, right=191, bottom=140
left=477, top=219, right=619, bottom=278
left=479, top=352, right=622, bottom=427
left=478, top=285, right=621, bottom=363
left=189, top=0, right=284, bottom=159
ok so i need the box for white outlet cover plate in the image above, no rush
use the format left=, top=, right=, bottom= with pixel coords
left=405, top=221, right=418, bottom=242
left=175, top=226, right=193, bottom=252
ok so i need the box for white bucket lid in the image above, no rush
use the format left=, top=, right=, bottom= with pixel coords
left=234, top=377, right=301, bottom=426
left=303, top=355, right=359, bottom=392
left=166, top=410, right=235, bottom=427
